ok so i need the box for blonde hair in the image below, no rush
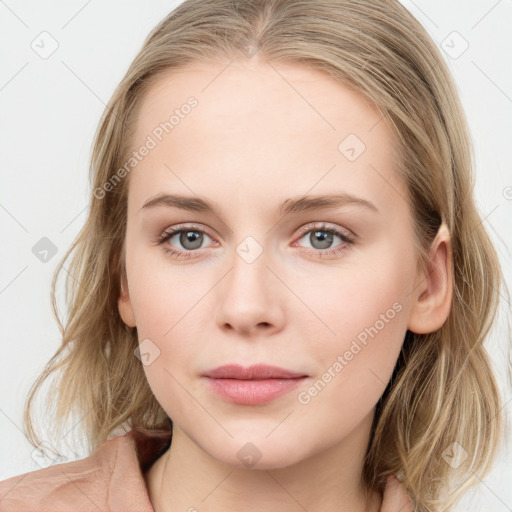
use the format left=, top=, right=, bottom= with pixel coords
left=24, top=1, right=508, bottom=510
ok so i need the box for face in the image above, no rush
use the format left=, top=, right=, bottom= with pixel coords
left=118, top=59, right=422, bottom=469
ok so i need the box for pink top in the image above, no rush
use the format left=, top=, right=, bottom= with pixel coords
left=0, top=429, right=172, bottom=511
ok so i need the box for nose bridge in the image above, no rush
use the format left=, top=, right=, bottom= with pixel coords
left=213, top=230, right=284, bottom=332
left=227, top=233, right=272, bottom=296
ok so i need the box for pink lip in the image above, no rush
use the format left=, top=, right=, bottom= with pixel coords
left=201, top=364, right=309, bottom=405
left=202, top=364, right=307, bottom=380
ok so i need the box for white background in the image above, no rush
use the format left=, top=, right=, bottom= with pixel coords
left=1, top=1, right=511, bottom=510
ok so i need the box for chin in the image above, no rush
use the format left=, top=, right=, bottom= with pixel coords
left=203, top=436, right=309, bottom=471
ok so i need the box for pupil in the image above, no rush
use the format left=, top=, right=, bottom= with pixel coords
left=180, top=231, right=202, bottom=250
left=312, top=230, right=332, bottom=249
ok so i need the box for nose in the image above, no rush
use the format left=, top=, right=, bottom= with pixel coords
left=213, top=239, right=285, bottom=337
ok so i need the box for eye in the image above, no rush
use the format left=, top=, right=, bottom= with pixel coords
left=293, top=223, right=355, bottom=258
left=156, top=223, right=216, bottom=260
left=155, top=222, right=355, bottom=261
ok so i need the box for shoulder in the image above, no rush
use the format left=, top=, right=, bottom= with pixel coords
left=0, top=431, right=159, bottom=511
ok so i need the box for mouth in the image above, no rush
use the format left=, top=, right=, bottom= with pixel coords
left=201, top=364, right=309, bottom=405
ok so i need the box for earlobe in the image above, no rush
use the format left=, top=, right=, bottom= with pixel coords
left=407, top=223, right=453, bottom=334
left=118, top=275, right=137, bottom=328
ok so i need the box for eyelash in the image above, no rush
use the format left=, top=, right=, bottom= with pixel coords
left=155, top=222, right=355, bottom=260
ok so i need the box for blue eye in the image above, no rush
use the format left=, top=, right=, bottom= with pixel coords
left=293, top=223, right=354, bottom=258
left=156, top=222, right=355, bottom=260
left=156, top=224, right=214, bottom=260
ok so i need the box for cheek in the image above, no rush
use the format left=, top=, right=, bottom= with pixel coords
left=127, top=240, right=202, bottom=335
left=296, top=247, right=412, bottom=347
left=125, top=246, right=202, bottom=395
left=130, top=274, right=208, bottom=382
left=294, top=242, right=414, bottom=397
left=294, top=284, right=408, bottom=430
left=131, top=263, right=207, bottom=419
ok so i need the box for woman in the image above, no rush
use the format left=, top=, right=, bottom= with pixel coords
left=1, top=1, right=506, bottom=510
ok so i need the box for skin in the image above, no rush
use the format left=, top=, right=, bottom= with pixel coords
left=118, top=57, right=452, bottom=512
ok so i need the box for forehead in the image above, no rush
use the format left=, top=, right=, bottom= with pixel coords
left=127, top=59, right=406, bottom=216
left=136, top=59, right=385, bottom=139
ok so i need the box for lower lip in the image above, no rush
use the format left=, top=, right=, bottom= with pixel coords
left=203, top=377, right=307, bottom=405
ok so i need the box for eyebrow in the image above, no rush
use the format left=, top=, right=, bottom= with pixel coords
left=140, top=192, right=379, bottom=216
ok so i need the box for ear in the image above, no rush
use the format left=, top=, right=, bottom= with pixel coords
left=407, top=222, right=453, bottom=334
left=118, top=271, right=136, bottom=328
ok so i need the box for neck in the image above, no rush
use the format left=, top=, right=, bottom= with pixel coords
left=145, top=410, right=382, bottom=512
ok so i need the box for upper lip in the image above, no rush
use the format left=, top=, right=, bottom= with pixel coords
left=202, top=364, right=308, bottom=380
